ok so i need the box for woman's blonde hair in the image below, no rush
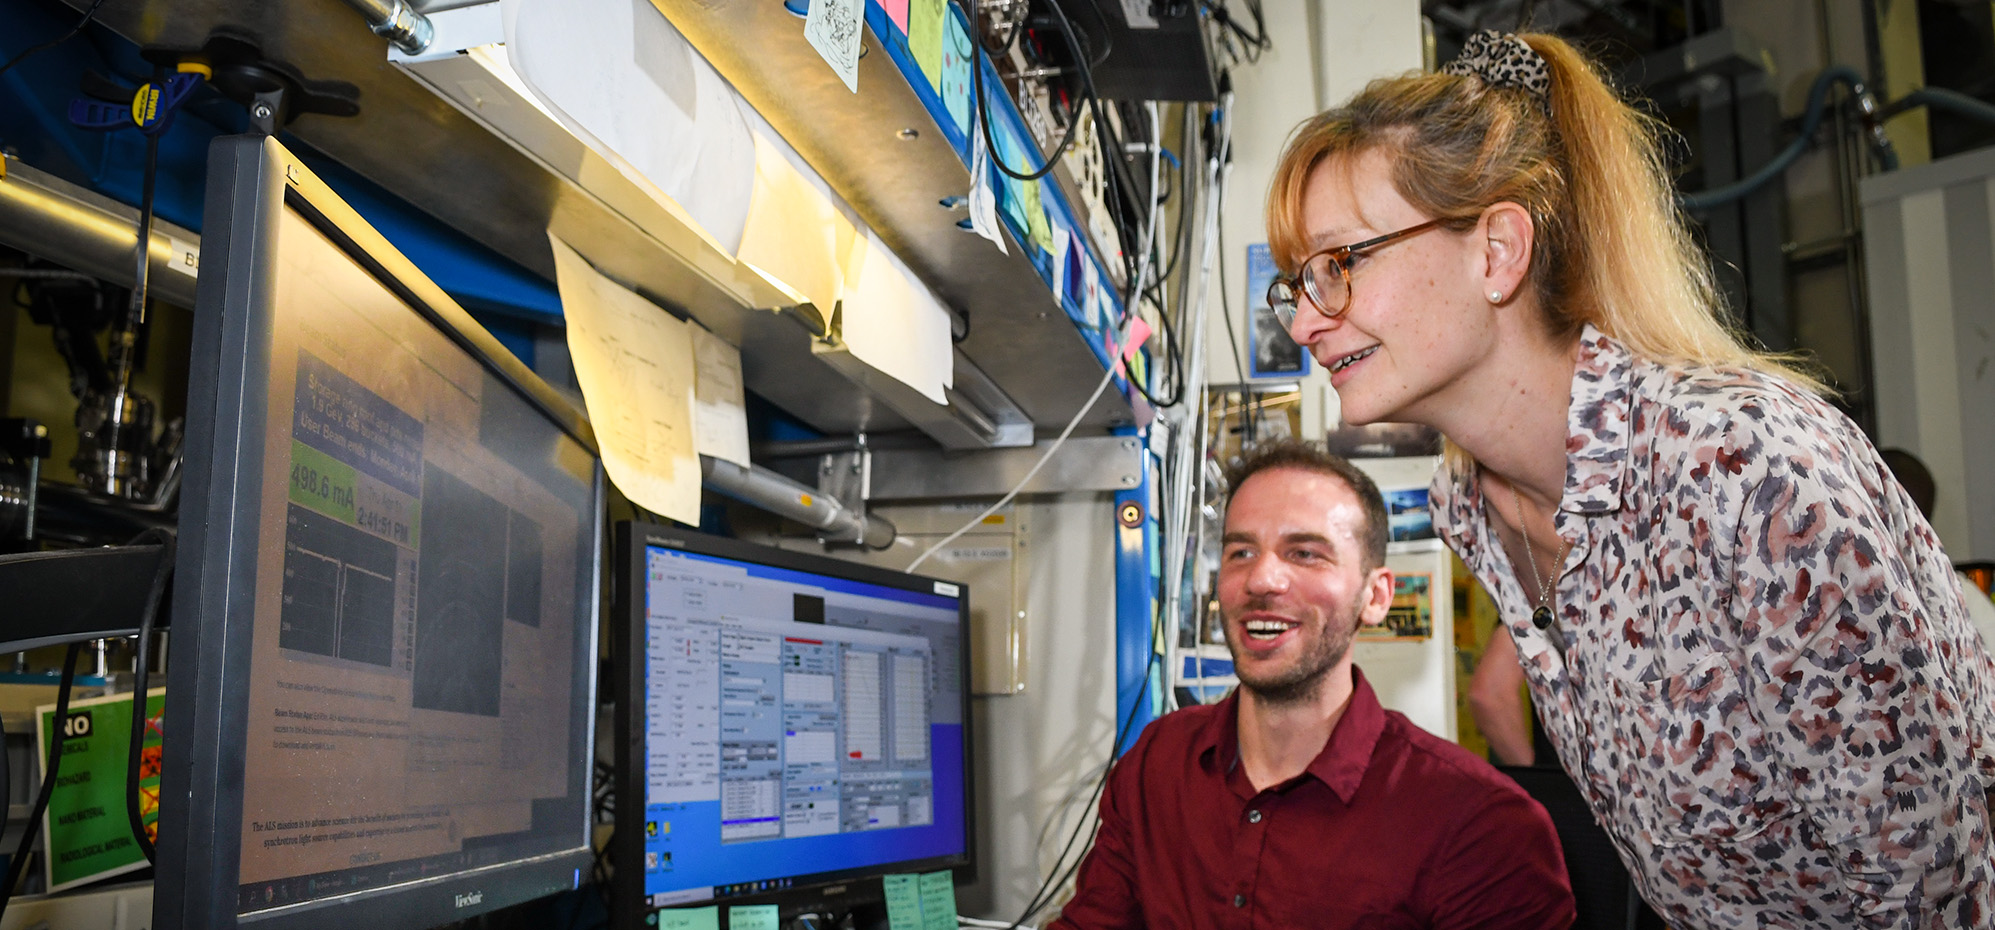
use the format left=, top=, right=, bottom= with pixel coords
left=1265, top=32, right=1824, bottom=396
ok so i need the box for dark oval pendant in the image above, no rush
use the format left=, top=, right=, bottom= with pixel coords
left=1531, top=605, right=1553, bottom=630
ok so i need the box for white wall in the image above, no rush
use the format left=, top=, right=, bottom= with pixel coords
left=958, top=493, right=1120, bottom=921
left=1204, top=0, right=1424, bottom=406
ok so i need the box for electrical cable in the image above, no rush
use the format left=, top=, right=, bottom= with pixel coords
left=124, top=528, right=176, bottom=866
left=0, top=642, right=85, bottom=921
left=0, top=0, right=108, bottom=79
left=965, top=0, right=1085, bottom=182
left=905, top=317, right=1130, bottom=574
left=0, top=710, right=7, bottom=891
left=1004, top=647, right=1159, bottom=930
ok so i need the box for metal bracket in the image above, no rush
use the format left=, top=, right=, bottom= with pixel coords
left=817, top=446, right=871, bottom=513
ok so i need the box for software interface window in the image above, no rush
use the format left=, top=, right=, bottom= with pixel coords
left=641, top=549, right=965, bottom=906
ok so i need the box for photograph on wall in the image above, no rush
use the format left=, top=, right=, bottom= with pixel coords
left=1365, top=573, right=1433, bottom=640
left=1244, top=244, right=1308, bottom=378
left=1383, top=487, right=1436, bottom=542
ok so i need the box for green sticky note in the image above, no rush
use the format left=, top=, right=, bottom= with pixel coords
left=882, top=873, right=924, bottom=930
left=728, top=905, right=780, bottom=930
left=917, top=870, right=957, bottom=930
left=660, top=906, right=720, bottom=930
left=1023, top=180, right=1052, bottom=252
left=909, top=0, right=944, bottom=91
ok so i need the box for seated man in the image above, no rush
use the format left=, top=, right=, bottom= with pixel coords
left=1050, top=440, right=1574, bottom=930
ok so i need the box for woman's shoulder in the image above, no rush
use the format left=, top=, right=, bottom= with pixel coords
left=1629, top=358, right=1868, bottom=486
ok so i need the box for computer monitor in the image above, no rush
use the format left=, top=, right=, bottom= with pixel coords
left=612, top=523, right=974, bottom=929
left=155, top=135, right=604, bottom=929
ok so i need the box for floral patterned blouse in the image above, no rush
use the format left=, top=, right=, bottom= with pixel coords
left=1433, top=325, right=1995, bottom=929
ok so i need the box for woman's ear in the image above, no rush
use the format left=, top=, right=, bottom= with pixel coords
left=1477, top=202, right=1535, bottom=303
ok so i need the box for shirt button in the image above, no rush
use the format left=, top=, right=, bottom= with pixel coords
left=1246, top=809, right=1262, bottom=824
left=1233, top=894, right=1246, bottom=908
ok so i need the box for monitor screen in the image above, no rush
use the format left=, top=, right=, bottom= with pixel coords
left=157, top=136, right=602, bottom=930
left=613, top=524, right=973, bottom=925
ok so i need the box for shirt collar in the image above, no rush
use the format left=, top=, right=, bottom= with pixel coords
left=1194, top=667, right=1388, bottom=805
left=1562, top=323, right=1635, bottom=515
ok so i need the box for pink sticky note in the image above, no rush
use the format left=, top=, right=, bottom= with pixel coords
left=1120, top=317, right=1152, bottom=362
left=881, top=0, right=910, bottom=34
left=1106, top=316, right=1153, bottom=380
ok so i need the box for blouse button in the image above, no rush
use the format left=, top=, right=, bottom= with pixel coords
left=1233, top=894, right=1246, bottom=908
left=1246, top=809, right=1262, bottom=824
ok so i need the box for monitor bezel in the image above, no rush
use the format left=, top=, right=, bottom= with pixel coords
left=155, top=134, right=604, bottom=930
left=611, top=521, right=978, bottom=929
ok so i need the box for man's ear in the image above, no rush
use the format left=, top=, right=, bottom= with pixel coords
left=1477, top=202, right=1535, bottom=302
left=1358, top=567, right=1393, bottom=628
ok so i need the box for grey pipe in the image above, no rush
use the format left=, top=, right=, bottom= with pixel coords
left=0, top=161, right=199, bottom=308
left=340, top=0, right=435, bottom=56
left=700, top=454, right=895, bottom=549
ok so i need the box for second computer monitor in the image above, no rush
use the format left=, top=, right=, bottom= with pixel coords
left=613, top=524, right=973, bottom=928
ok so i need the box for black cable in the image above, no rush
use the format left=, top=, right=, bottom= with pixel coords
left=0, top=642, right=85, bottom=921
left=964, top=0, right=1085, bottom=181
left=1006, top=645, right=1162, bottom=929
left=124, top=528, right=175, bottom=865
left=0, top=709, right=7, bottom=889
left=0, top=0, right=108, bottom=79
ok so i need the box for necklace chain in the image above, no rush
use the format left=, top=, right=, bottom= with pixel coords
left=1508, top=482, right=1566, bottom=611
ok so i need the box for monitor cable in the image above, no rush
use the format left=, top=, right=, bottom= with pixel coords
left=0, top=641, right=86, bottom=922
left=123, top=527, right=175, bottom=865
left=1003, top=646, right=1158, bottom=929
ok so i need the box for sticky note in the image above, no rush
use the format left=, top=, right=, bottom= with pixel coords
left=882, top=0, right=910, bottom=34
left=909, top=0, right=944, bottom=92
left=728, top=905, right=780, bottom=930
left=661, top=906, right=720, bottom=930
left=942, top=9, right=973, bottom=134
left=1023, top=179, right=1052, bottom=252
left=882, top=873, right=924, bottom=930
left=917, top=871, right=957, bottom=930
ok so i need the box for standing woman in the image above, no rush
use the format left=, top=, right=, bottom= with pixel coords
left=1268, top=30, right=1995, bottom=928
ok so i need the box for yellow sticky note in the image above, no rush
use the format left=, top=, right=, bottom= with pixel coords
left=728, top=905, right=780, bottom=930
left=909, top=0, right=944, bottom=91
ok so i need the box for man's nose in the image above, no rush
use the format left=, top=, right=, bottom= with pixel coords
left=1242, top=554, right=1290, bottom=596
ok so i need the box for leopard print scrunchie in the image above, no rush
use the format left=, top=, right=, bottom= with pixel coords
left=1441, top=31, right=1551, bottom=113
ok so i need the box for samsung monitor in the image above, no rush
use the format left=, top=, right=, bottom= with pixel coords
left=612, top=523, right=974, bottom=929
left=156, top=135, right=604, bottom=929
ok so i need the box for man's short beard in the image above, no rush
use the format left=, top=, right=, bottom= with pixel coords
left=1227, top=594, right=1364, bottom=706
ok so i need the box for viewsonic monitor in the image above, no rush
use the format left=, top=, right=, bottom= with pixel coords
left=612, top=523, right=974, bottom=929
left=156, top=135, right=603, bottom=929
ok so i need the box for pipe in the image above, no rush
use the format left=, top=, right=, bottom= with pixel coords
left=1681, top=66, right=1895, bottom=213
left=1882, top=86, right=1995, bottom=131
left=699, top=454, right=895, bottom=549
left=340, top=0, right=435, bottom=57
left=0, top=160, right=199, bottom=308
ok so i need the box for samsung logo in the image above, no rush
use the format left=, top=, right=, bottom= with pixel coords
left=454, top=891, right=484, bottom=909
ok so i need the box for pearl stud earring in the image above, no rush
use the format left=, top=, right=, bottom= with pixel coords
left=1489, top=290, right=1504, bottom=302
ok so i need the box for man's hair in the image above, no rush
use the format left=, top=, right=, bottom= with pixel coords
left=1880, top=448, right=1937, bottom=518
left=1224, top=439, right=1389, bottom=571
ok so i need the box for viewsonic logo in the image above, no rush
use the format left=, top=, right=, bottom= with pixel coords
left=454, top=891, right=484, bottom=909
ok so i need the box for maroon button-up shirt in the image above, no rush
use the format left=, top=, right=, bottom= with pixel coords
left=1049, top=668, right=1575, bottom=930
